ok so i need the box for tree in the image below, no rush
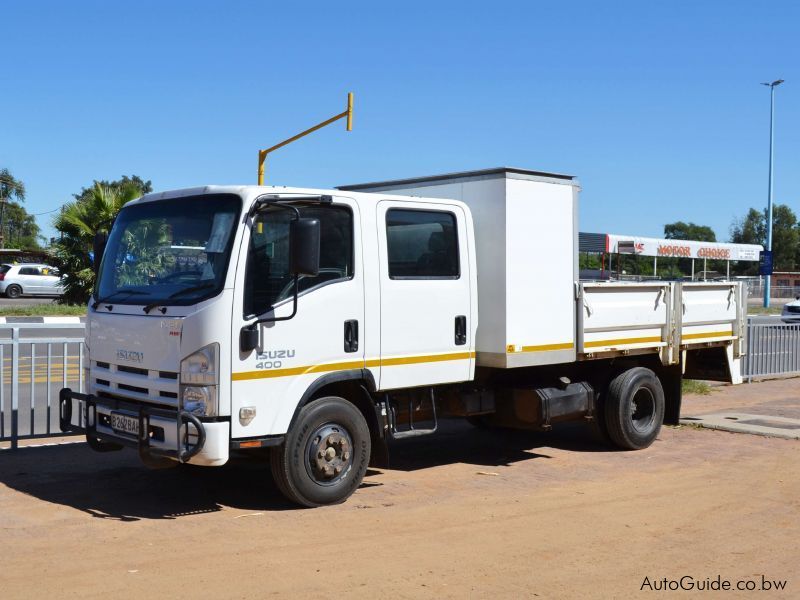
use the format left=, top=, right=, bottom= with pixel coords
left=52, top=176, right=150, bottom=304
left=0, top=168, right=27, bottom=249
left=771, top=205, right=799, bottom=271
left=730, top=208, right=765, bottom=246
left=664, top=221, right=716, bottom=242
left=730, top=204, right=799, bottom=272
left=73, top=175, right=152, bottom=203
left=1, top=202, right=43, bottom=250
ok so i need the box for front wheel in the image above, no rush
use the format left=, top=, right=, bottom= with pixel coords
left=604, top=367, right=665, bottom=450
left=270, top=396, right=371, bottom=507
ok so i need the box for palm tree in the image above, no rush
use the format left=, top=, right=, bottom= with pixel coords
left=52, top=182, right=142, bottom=304
left=0, top=168, right=26, bottom=249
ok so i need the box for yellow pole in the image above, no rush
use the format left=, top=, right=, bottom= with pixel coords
left=257, top=150, right=266, bottom=186
left=257, top=92, right=354, bottom=185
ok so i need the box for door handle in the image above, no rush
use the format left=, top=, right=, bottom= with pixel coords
left=344, top=320, right=359, bottom=353
left=455, top=315, right=467, bottom=345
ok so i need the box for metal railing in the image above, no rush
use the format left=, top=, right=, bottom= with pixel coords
left=742, top=320, right=800, bottom=382
left=745, top=282, right=800, bottom=300
left=0, top=323, right=85, bottom=448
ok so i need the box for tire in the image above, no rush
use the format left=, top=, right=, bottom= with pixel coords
left=604, top=367, right=665, bottom=450
left=5, top=285, right=22, bottom=299
left=270, top=396, right=371, bottom=507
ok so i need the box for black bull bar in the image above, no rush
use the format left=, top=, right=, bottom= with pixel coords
left=59, top=388, right=206, bottom=463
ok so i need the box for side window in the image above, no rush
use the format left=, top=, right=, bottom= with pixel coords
left=386, top=209, right=459, bottom=279
left=244, top=205, right=354, bottom=317
left=19, top=267, right=40, bottom=276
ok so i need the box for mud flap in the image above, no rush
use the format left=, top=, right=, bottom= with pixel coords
left=683, top=345, right=741, bottom=385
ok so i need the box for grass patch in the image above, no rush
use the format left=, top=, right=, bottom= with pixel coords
left=748, top=306, right=783, bottom=315
left=682, top=379, right=712, bottom=395
left=0, top=304, right=86, bottom=317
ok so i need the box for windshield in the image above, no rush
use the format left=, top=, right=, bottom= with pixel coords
left=95, top=194, right=241, bottom=307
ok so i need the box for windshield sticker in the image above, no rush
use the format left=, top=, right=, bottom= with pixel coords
left=206, top=212, right=235, bottom=253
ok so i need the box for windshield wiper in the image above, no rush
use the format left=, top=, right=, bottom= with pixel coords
left=91, top=288, right=147, bottom=310
left=142, top=283, right=215, bottom=314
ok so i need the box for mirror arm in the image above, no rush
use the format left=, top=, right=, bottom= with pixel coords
left=243, top=274, right=299, bottom=331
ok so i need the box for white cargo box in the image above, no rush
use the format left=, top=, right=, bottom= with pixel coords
left=340, top=168, right=580, bottom=368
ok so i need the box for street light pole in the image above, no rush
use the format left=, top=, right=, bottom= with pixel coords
left=762, top=78, right=783, bottom=308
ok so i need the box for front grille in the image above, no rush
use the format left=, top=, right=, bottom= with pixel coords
left=787, top=305, right=800, bottom=314
left=119, top=383, right=149, bottom=395
left=91, top=360, right=179, bottom=406
left=96, top=391, right=174, bottom=417
left=118, top=365, right=148, bottom=376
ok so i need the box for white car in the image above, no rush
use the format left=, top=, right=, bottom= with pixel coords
left=0, top=263, right=65, bottom=299
left=781, top=297, right=800, bottom=324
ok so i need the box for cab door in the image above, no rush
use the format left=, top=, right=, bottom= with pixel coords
left=229, top=197, right=364, bottom=438
left=376, top=201, right=472, bottom=389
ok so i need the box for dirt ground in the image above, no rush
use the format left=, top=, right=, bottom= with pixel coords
left=1, top=379, right=798, bottom=599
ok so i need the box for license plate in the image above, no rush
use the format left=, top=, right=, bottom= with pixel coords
left=110, top=412, right=139, bottom=437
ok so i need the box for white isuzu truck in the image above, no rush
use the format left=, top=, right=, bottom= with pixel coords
left=60, top=167, right=747, bottom=507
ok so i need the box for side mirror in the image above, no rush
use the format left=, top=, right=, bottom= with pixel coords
left=240, top=326, right=259, bottom=353
left=92, top=231, right=108, bottom=275
left=289, top=218, right=320, bottom=276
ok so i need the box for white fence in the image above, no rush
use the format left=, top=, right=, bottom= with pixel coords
left=0, top=324, right=85, bottom=449
left=742, top=320, right=800, bottom=382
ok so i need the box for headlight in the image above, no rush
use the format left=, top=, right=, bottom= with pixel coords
left=181, top=385, right=218, bottom=417
left=181, top=343, right=219, bottom=385
left=180, top=344, right=219, bottom=417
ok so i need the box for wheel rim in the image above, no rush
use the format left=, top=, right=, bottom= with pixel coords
left=630, top=387, right=656, bottom=433
left=305, top=423, right=353, bottom=486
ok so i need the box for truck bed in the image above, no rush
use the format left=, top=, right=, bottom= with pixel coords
left=577, top=281, right=746, bottom=382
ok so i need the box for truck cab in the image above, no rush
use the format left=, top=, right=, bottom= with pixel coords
left=62, top=184, right=478, bottom=506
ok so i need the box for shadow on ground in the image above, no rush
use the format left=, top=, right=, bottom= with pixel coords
left=0, top=419, right=610, bottom=521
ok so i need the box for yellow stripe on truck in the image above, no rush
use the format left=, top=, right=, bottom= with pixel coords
left=232, top=351, right=475, bottom=381
left=584, top=335, right=663, bottom=348
left=681, top=330, right=734, bottom=341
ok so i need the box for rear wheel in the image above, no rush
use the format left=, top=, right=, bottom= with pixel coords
left=604, top=367, right=665, bottom=450
left=270, top=396, right=371, bottom=507
left=5, top=285, right=22, bottom=299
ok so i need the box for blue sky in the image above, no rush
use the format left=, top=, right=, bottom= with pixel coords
left=3, top=0, right=798, bottom=242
